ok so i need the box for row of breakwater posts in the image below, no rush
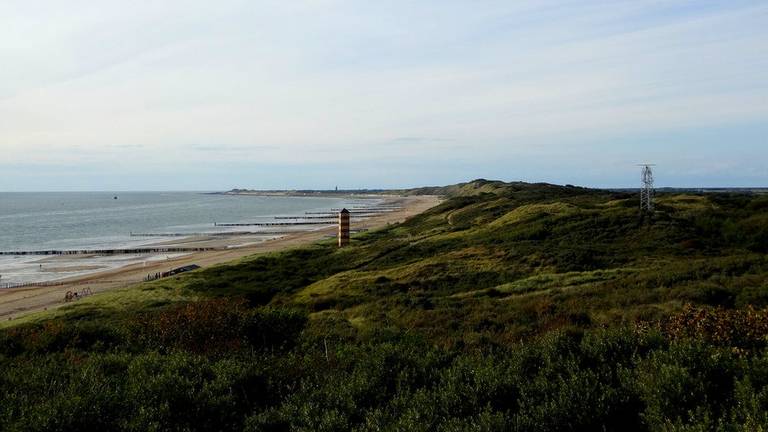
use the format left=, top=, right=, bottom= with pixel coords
left=331, top=207, right=402, bottom=211
left=214, top=221, right=333, bottom=227
left=0, top=206, right=393, bottom=291
left=310, top=209, right=399, bottom=214
left=273, top=215, right=373, bottom=220
left=1, top=205, right=400, bottom=284
left=130, top=231, right=294, bottom=237
left=0, top=279, right=131, bottom=290
left=0, top=247, right=221, bottom=256
left=211, top=206, right=402, bottom=226
left=2, top=265, right=201, bottom=292
left=217, top=208, right=367, bottom=247
left=1, top=280, right=68, bottom=289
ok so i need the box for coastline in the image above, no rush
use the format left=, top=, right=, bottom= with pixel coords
left=0, top=192, right=392, bottom=285
left=0, top=194, right=442, bottom=321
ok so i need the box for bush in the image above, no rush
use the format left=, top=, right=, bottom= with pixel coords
left=131, top=299, right=307, bottom=354
left=660, top=304, right=768, bottom=350
left=131, top=298, right=250, bottom=354
left=244, top=307, right=307, bottom=349
left=0, top=320, right=127, bottom=356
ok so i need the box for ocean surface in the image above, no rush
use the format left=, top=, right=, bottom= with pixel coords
left=0, top=192, right=374, bottom=284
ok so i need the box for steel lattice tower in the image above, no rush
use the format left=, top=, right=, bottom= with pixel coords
left=639, top=164, right=655, bottom=213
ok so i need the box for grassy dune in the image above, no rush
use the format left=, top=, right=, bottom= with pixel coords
left=2, top=179, right=768, bottom=431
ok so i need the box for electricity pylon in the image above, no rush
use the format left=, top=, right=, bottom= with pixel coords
left=639, top=164, right=655, bottom=213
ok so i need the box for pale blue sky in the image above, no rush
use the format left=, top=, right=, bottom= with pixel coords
left=1, top=0, right=766, bottom=190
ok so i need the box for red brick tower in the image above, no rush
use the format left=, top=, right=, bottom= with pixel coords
left=338, top=208, right=350, bottom=247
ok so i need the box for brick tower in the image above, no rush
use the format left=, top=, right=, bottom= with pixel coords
left=338, top=208, right=350, bottom=247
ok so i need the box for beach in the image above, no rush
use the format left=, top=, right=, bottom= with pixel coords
left=0, top=194, right=441, bottom=321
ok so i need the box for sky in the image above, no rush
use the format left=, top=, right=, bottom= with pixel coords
left=1, top=0, right=767, bottom=191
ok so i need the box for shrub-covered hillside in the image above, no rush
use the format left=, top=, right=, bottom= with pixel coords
left=2, top=179, right=768, bottom=431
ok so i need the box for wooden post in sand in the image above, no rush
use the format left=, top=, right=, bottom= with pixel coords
left=338, top=208, right=350, bottom=247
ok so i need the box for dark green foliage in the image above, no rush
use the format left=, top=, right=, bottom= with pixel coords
left=3, top=309, right=768, bottom=431
left=182, top=246, right=355, bottom=303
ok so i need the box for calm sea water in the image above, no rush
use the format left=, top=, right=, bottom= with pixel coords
left=0, top=192, right=373, bottom=283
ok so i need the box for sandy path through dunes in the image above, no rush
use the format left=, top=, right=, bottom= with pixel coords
left=0, top=195, right=441, bottom=321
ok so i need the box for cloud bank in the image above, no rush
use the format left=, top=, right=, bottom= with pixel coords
left=1, top=0, right=766, bottom=190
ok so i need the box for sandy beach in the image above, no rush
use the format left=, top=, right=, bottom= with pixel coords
left=0, top=194, right=441, bottom=321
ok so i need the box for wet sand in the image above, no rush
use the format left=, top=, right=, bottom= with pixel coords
left=0, top=195, right=441, bottom=321
left=40, top=265, right=106, bottom=273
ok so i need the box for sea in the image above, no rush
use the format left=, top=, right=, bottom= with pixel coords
left=0, top=192, right=376, bottom=284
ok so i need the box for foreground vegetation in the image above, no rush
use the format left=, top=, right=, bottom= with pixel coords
left=2, top=179, right=768, bottom=431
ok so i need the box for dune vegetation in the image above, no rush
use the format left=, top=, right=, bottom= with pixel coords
left=2, top=179, right=768, bottom=431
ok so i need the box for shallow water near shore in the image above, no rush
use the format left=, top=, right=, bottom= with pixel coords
left=0, top=192, right=376, bottom=283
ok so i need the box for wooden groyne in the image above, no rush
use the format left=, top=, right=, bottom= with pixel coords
left=341, top=207, right=403, bottom=210
left=0, top=281, right=67, bottom=289
left=130, top=231, right=291, bottom=237
left=214, top=222, right=333, bottom=227
left=1, top=279, right=132, bottom=290
left=273, top=215, right=371, bottom=220
left=0, top=247, right=220, bottom=256
left=274, top=216, right=335, bottom=220
left=305, top=210, right=391, bottom=215
left=329, top=208, right=400, bottom=212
